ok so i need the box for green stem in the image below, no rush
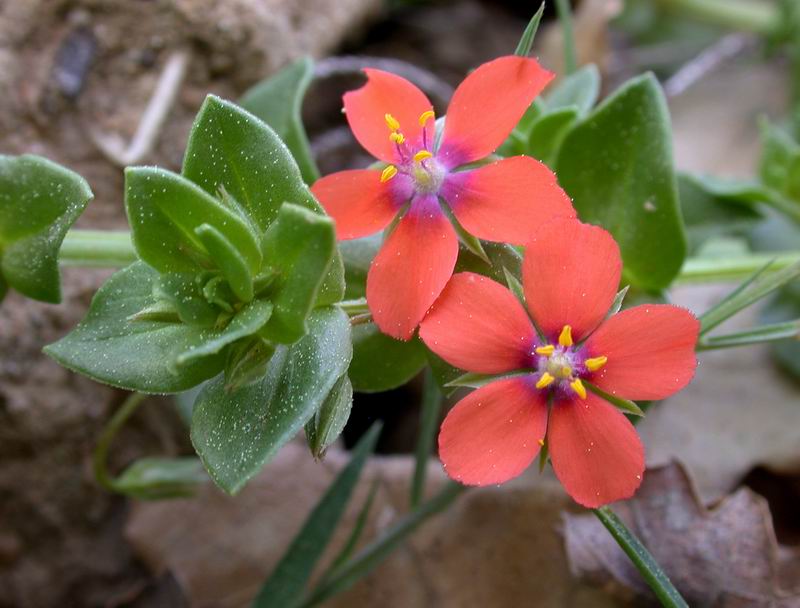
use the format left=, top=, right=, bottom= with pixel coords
left=60, top=229, right=137, bottom=268
left=675, top=252, right=800, bottom=284
left=554, top=0, right=578, bottom=74
left=93, top=392, right=147, bottom=492
left=594, top=506, right=689, bottom=608
left=301, top=482, right=467, bottom=608
left=656, top=0, right=780, bottom=36
left=339, top=297, right=369, bottom=316
left=410, top=369, right=444, bottom=508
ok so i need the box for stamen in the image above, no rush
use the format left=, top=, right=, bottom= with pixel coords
left=385, top=113, right=400, bottom=131
left=538, top=438, right=545, bottom=447
left=389, top=132, right=405, bottom=144
left=570, top=378, right=587, bottom=399
left=558, top=325, right=573, bottom=347
left=419, top=110, right=435, bottom=126
left=535, top=345, right=554, bottom=356
left=536, top=372, right=555, bottom=389
left=585, top=356, right=608, bottom=372
left=413, top=150, right=433, bottom=163
left=380, top=165, right=398, bottom=183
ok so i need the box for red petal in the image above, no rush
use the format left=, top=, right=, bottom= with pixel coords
left=439, top=56, right=554, bottom=166
left=548, top=392, right=645, bottom=508
left=584, top=304, right=699, bottom=401
left=311, top=170, right=408, bottom=240
left=419, top=272, right=536, bottom=374
left=343, top=69, right=434, bottom=163
left=367, top=195, right=458, bottom=340
left=439, top=377, right=547, bottom=486
left=443, top=156, right=575, bottom=245
left=523, top=219, right=621, bottom=342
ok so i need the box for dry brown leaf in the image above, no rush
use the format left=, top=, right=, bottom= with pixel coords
left=564, top=462, right=800, bottom=607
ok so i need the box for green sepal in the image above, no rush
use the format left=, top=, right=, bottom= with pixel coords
left=259, top=203, right=336, bottom=344
left=195, top=223, right=254, bottom=302
left=0, top=154, right=92, bottom=303
left=176, top=299, right=273, bottom=366
left=44, top=262, right=225, bottom=394
left=124, top=166, right=262, bottom=274
left=514, top=2, right=545, bottom=57
left=305, top=374, right=353, bottom=459
left=191, top=306, right=352, bottom=494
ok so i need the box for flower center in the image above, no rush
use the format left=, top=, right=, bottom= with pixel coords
left=532, top=325, right=608, bottom=400
left=379, top=111, right=444, bottom=195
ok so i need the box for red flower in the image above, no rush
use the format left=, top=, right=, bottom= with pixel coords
left=418, top=219, right=700, bottom=507
left=311, top=56, right=575, bottom=340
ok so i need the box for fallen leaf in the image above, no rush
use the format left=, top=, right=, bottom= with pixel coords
left=564, top=462, right=800, bottom=607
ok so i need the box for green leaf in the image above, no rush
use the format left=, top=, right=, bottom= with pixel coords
left=260, top=203, right=336, bottom=344
left=340, top=235, right=381, bottom=300
left=514, top=2, right=545, bottom=57
left=544, top=64, right=600, bottom=115
left=410, top=369, right=442, bottom=508
left=759, top=119, right=800, bottom=195
left=183, top=94, right=319, bottom=231
left=224, top=337, right=276, bottom=391
left=240, top=57, right=319, bottom=184
left=305, top=374, right=353, bottom=458
left=195, top=224, right=255, bottom=302
left=252, top=423, right=380, bottom=608
left=176, top=299, right=273, bottom=365
left=125, top=166, right=262, bottom=274
left=527, top=106, right=580, bottom=165
left=556, top=74, right=686, bottom=290
left=113, top=457, right=208, bottom=500
left=44, top=262, right=225, bottom=393
left=349, top=322, right=427, bottom=393
left=760, top=283, right=800, bottom=378
left=678, top=173, right=764, bottom=253
left=156, top=272, right=222, bottom=327
left=699, top=260, right=800, bottom=334
left=182, top=95, right=345, bottom=303
left=0, top=154, right=92, bottom=303
left=191, top=306, right=352, bottom=493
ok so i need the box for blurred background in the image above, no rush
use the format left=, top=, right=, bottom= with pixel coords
left=1, top=0, right=799, bottom=606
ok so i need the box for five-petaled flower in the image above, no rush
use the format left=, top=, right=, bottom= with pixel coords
left=418, top=219, right=700, bottom=508
left=311, top=56, right=575, bottom=340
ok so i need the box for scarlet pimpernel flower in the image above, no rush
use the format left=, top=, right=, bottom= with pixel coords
left=311, top=56, right=575, bottom=340
left=418, top=219, right=700, bottom=507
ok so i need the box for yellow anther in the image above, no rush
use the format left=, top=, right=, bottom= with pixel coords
left=535, top=344, right=555, bottom=356
left=535, top=372, right=555, bottom=390
left=380, top=165, right=398, bottom=183
left=538, top=438, right=545, bottom=447
left=413, top=150, right=433, bottom=163
left=384, top=113, right=400, bottom=131
left=389, top=132, right=405, bottom=144
left=419, top=110, right=435, bottom=126
left=585, top=356, right=608, bottom=372
left=558, top=325, right=573, bottom=347
left=570, top=378, right=587, bottom=399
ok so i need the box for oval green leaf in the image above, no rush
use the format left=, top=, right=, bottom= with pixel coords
left=191, top=306, right=352, bottom=493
